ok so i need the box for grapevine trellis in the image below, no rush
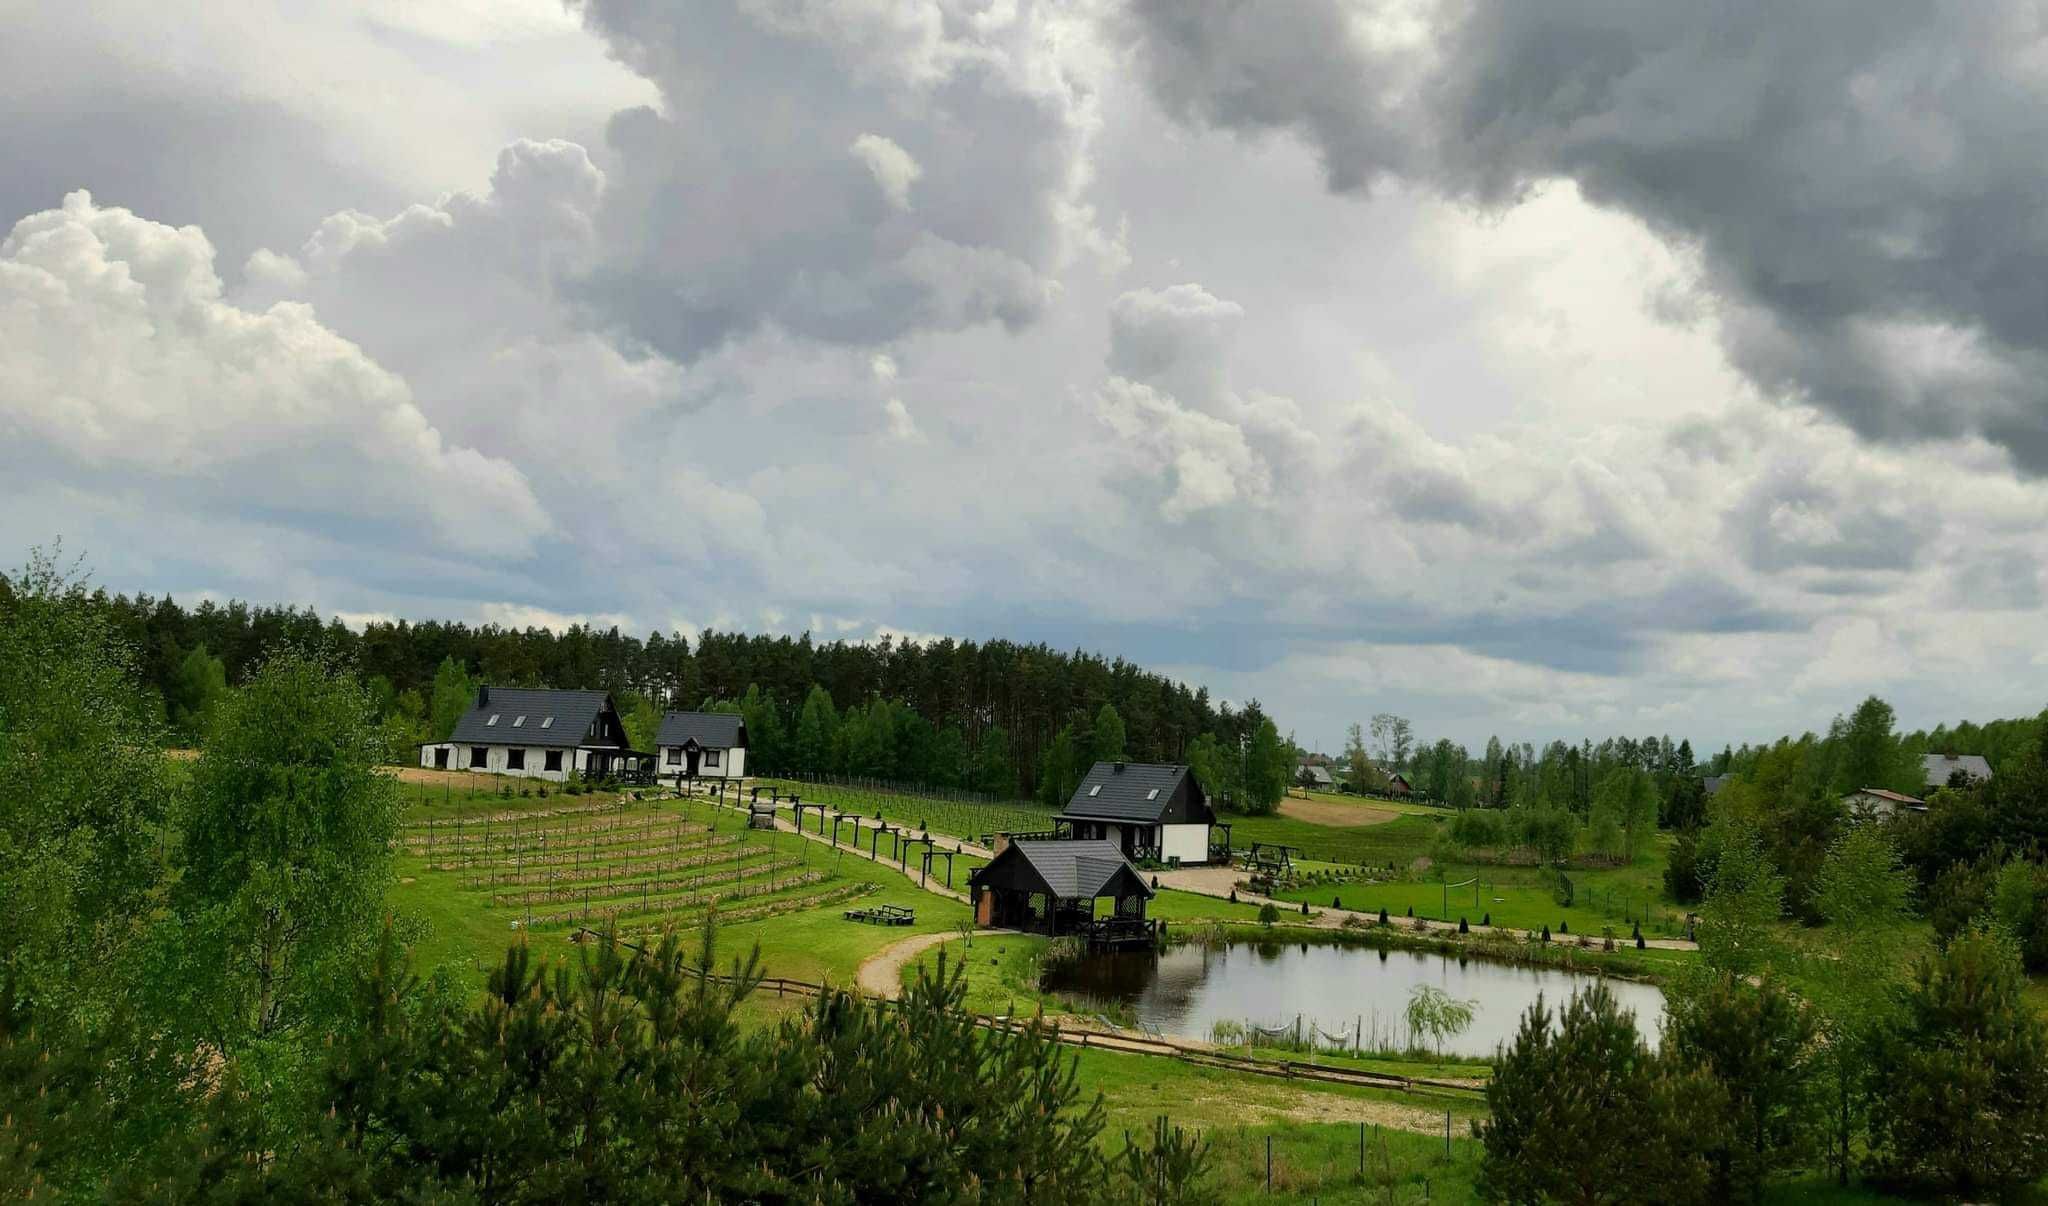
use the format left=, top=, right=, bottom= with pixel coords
left=403, top=793, right=867, bottom=941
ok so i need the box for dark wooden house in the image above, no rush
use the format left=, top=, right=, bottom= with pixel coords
left=1056, top=761, right=1221, bottom=864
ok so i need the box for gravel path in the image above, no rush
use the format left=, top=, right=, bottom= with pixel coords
left=856, top=929, right=975, bottom=998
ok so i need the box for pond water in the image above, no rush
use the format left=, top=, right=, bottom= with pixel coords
left=1038, top=940, right=1665, bottom=1058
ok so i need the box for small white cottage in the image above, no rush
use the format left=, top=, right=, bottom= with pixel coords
left=655, top=711, right=749, bottom=782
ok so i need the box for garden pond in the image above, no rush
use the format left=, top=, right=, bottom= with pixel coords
left=1038, top=939, right=1666, bottom=1058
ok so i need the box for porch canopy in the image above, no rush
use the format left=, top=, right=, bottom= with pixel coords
left=968, top=839, right=1153, bottom=935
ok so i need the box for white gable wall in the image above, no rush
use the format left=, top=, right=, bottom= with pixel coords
left=1161, top=823, right=1210, bottom=865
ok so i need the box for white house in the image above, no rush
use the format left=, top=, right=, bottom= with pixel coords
left=1843, top=787, right=1926, bottom=821
left=418, top=686, right=651, bottom=782
left=655, top=710, right=748, bottom=783
left=1056, top=761, right=1219, bottom=866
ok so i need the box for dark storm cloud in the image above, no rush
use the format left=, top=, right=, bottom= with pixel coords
left=1119, top=0, right=2048, bottom=472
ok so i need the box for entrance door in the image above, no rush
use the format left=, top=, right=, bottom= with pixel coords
left=434, top=747, right=449, bottom=769
left=685, top=746, right=701, bottom=777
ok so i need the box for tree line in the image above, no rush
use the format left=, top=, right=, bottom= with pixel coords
left=0, top=551, right=1207, bottom=1200
left=1, top=565, right=1290, bottom=810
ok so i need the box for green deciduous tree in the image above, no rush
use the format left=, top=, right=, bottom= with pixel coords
left=1806, top=826, right=1915, bottom=1186
left=1240, top=715, right=1289, bottom=815
left=1870, top=927, right=2048, bottom=1195
left=1038, top=722, right=1081, bottom=806
left=0, top=549, right=176, bottom=1026
left=1696, top=819, right=1785, bottom=977
left=426, top=655, right=476, bottom=740
left=166, top=643, right=227, bottom=741
left=1092, top=701, right=1126, bottom=764
left=794, top=683, right=839, bottom=774
left=164, top=649, right=400, bottom=1050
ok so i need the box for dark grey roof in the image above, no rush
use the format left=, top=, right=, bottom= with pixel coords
left=656, top=711, right=746, bottom=749
left=1010, top=840, right=1151, bottom=900
left=447, top=688, right=610, bottom=748
left=1302, top=766, right=1334, bottom=786
left=1703, top=774, right=1732, bottom=796
left=1062, top=762, right=1193, bottom=822
left=1923, top=753, right=1992, bottom=787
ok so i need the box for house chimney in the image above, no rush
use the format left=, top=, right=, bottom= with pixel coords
left=478, top=685, right=490, bottom=707
left=1114, top=761, right=1125, bottom=773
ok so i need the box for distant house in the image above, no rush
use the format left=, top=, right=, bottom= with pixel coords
left=1298, top=764, right=1334, bottom=789
left=1382, top=771, right=1415, bottom=798
left=1844, top=787, right=1926, bottom=821
left=1923, top=753, right=1993, bottom=794
left=1703, top=774, right=1732, bottom=798
left=419, top=686, right=651, bottom=782
left=1057, top=761, right=1218, bottom=865
left=656, top=711, right=748, bottom=782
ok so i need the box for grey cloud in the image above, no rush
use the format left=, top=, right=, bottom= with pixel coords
left=1118, top=0, right=2048, bottom=473
left=568, top=0, right=1089, bottom=361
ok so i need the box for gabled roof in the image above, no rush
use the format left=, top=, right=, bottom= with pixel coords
left=1301, top=766, right=1334, bottom=786
left=1848, top=787, right=1925, bottom=806
left=987, top=839, right=1153, bottom=900
left=657, top=711, right=747, bottom=749
left=1062, top=762, right=1199, bottom=823
left=1923, top=753, right=1992, bottom=788
left=448, top=688, right=611, bottom=749
left=1703, top=774, right=1732, bottom=796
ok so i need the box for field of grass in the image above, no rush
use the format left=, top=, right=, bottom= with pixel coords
left=754, top=777, right=1060, bottom=845
left=1224, top=810, right=1443, bottom=867
left=1072, top=1048, right=1485, bottom=1203
left=1270, top=857, right=1688, bottom=939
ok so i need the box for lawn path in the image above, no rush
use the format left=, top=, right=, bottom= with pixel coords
left=1154, top=867, right=1699, bottom=951
left=856, top=929, right=978, bottom=997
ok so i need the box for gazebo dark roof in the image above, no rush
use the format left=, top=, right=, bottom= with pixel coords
left=447, top=688, right=610, bottom=748
left=656, top=711, right=747, bottom=749
left=972, top=839, right=1153, bottom=902
left=1061, top=762, right=1201, bottom=823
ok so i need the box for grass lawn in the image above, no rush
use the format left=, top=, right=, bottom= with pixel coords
left=1072, top=1047, right=1484, bottom=1203
left=1271, top=862, right=1688, bottom=940
left=1225, top=811, right=1443, bottom=866
left=1289, top=788, right=1448, bottom=819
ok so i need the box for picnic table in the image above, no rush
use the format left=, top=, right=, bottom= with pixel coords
left=843, top=903, right=916, bottom=926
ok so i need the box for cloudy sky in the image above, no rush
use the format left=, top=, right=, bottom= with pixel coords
left=5, top=0, right=2047, bottom=753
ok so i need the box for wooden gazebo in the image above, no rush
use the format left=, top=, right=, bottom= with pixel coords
left=968, top=839, right=1157, bottom=948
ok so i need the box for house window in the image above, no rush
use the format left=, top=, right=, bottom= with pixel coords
left=666, top=747, right=682, bottom=766
left=512, top=716, right=526, bottom=728
left=704, top=749, right=722, bottom=769
left=486, top=714, right=500, bottom=726
left=1088, top=785, right=1101, bottom=797
left=541, top=717, right=554, bottom=729
left=507, top=749, right=526, bottom=771
left=469, top=746, right=487, bottom=768
left=1146, top=788, right=1160, bottom=801
left=544, top=750, right=562, bottom=772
